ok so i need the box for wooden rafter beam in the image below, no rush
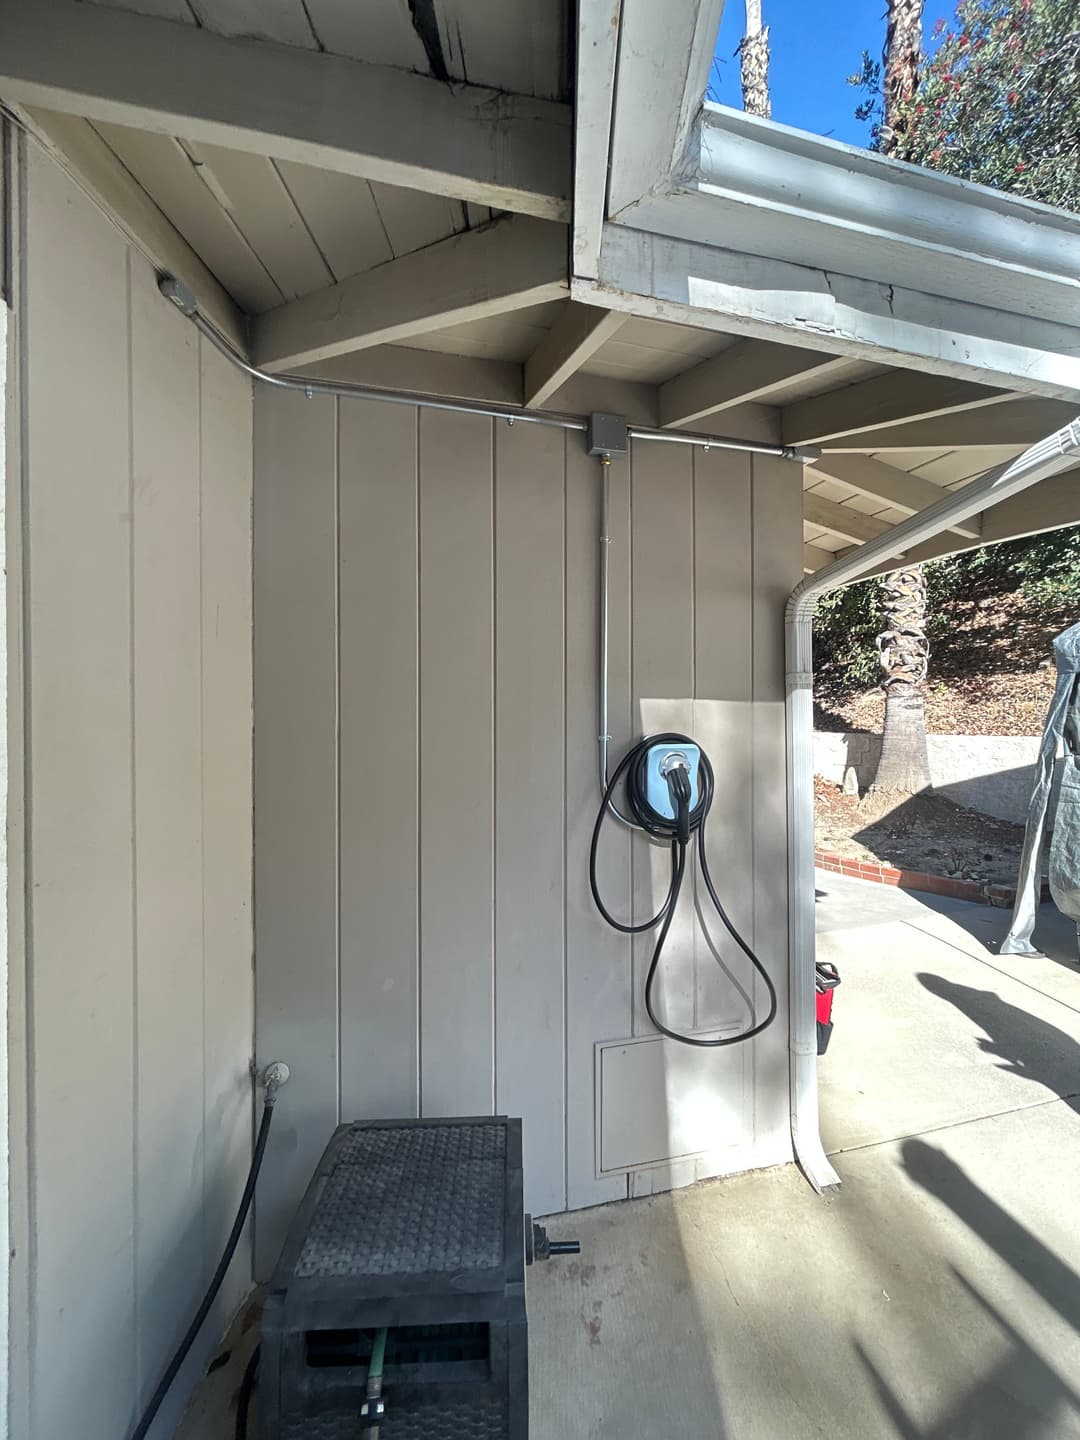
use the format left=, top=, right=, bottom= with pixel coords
left=803, top=542, right=842, bottom=573
left=820, top=398, right=1080, bottom=452
left=659, top=341, right=851, bottom=429
left=808, top=454, right=981, bottom=540
left=252, top=216, right=568, bottom=373
left=301, top=347, right=524, bottom=407
left=0, top=0, right=572, bottom=221
left=983, top=464, right=1080, bottom=542
left=782, top=371, right=1009, bottom=445
left=803, top=493, right=893, bottom=545
left=523, top=303, right=625, bottom=409
left=853, top=462, right=1080, bottom=577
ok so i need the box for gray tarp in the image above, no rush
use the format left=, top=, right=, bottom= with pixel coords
left=1000, top=619, right=1080, bottom=956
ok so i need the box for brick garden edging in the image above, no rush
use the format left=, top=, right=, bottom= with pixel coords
left=813, top=847, right=1048, bottom=909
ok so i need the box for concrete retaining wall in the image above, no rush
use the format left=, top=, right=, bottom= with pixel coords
left=815, top=730, right=1059, bottom=824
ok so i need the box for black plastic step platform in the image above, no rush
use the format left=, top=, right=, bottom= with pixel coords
left=260, top=1116, right=528, bottom=1440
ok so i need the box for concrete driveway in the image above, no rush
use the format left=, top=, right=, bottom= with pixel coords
left=527, top=876, right=1080, bottom=1439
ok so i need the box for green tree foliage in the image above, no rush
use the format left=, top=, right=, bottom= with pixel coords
left=834, top=2, right=1080, bottom=707
left=814, top=526, right=1080, bottom=696
left=928, top=527, right=1080, bottom=615
left=814, top=583, right=885, bottom=692
left=850, top=0, right=1080, bottom=210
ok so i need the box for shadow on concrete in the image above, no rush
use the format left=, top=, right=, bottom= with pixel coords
left=917, top=972, right=1080, bottom=1116
left=910, top=894, right=1080, bottom=973
left=853, top=1138, right=1080, bottom=1438
left=903, top=1140, right=1080, bottom=1334
left=844, top=1134, right=1080, bottom=1438
left=856, top=1270, right=1080, bottom=1440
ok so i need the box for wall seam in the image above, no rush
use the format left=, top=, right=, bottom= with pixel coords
left=624, top=447, right=632, bottom=1197
left=247, top=364, right=258, bottom=1268
left=414, top=405, right=422, bottom=1117
left=691, top=449, right=698, bottom=701
left=196, top=330, right=208, bottom=1283
left=560, top=429, right=569, bottom=1212
left=1, top=118, right=11, bottom=306
left=489, top=417, right=497, bottom=1115
left=124, top=244, right=141, bottom=1408
left=14, top=127, right=36, bottom=1440
left=624, top=443, right=633, bottom=1042
left=333, top=397, right=342, bottom=1124
left=694, top=452, right=702, bottom=1036
left=749, top=457, right=759, bottom=1147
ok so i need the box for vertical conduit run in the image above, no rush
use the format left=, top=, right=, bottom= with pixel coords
left=595, top=454, right=637, bottom=831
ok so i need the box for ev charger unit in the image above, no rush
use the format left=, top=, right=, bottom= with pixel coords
left=589, top=730, right=778, bottom=1047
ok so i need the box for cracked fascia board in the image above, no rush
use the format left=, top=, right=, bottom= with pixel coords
left=574, top=225, right=1080, bottom=399
left=614, top=176, right=1080, bottom=329
left=605, top=101, right=1080, bottom=347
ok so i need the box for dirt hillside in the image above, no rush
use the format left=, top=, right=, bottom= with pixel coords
left=815, top=591, right=1063, bottom=737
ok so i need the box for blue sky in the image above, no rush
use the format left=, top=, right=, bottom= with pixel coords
left=711, top=0, right=912, bottom=146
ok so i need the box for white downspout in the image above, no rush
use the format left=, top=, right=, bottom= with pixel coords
left=786, top=418, right=1080, bottom=1192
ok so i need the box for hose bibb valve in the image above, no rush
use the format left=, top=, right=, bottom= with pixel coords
left=525, top=1216, right=581, bottom=1264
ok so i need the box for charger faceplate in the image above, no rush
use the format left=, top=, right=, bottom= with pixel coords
left=643, top=742, right=701, bottom=821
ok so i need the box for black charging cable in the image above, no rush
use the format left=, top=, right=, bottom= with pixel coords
left=590, top=732, right=778, bottom=1047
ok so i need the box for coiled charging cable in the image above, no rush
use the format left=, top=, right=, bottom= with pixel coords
left=590, top=733, right=777, bottom=1047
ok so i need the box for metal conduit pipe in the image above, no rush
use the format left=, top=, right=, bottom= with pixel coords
left=159, top=273, right=814, bottom=830
left=596, top=454, right=639, bottom=829
left=165, top=269, right=1080, bottom=1194
left=158, top=275, right=819, bottom=461
left=785, top=417, right=1080, bottom=1194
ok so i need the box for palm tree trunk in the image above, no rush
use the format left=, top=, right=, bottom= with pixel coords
left=740, top=0, right=771, bottom=119
left=881, top=0, right=923, bottom=155
left=870, top=1, right=930, bottom=795
left=871, top=564, right=933, bottom=792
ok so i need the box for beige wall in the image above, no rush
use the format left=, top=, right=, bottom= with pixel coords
left=254, top=387, right=801, bottom=1270
left=7, top=146, right=254, bottom=1440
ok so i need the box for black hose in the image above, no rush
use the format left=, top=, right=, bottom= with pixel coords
left=590, top=733, right=778, bottom=1048
left=131, top=1097, right=277, bottom=1440
left=235, top=1345, right=260, bottom=1440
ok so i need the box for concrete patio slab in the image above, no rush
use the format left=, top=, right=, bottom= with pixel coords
left=529, top=1102, right=1080, bottom=1440
left=816, top=879, right=1080, bottom=1155
left=178, top=874, right=1080, bottom=1440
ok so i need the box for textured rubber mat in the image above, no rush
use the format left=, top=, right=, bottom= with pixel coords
left=295, top=1123, right=507, bottom=1279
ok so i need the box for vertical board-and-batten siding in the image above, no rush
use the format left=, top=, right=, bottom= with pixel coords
left=10, top=148, right=254, bottom=1440
left=254, top=388, right=800, bottom=1269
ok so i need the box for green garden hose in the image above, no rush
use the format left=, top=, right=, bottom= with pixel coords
left=361, top=1328, right=389, bottom=1438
